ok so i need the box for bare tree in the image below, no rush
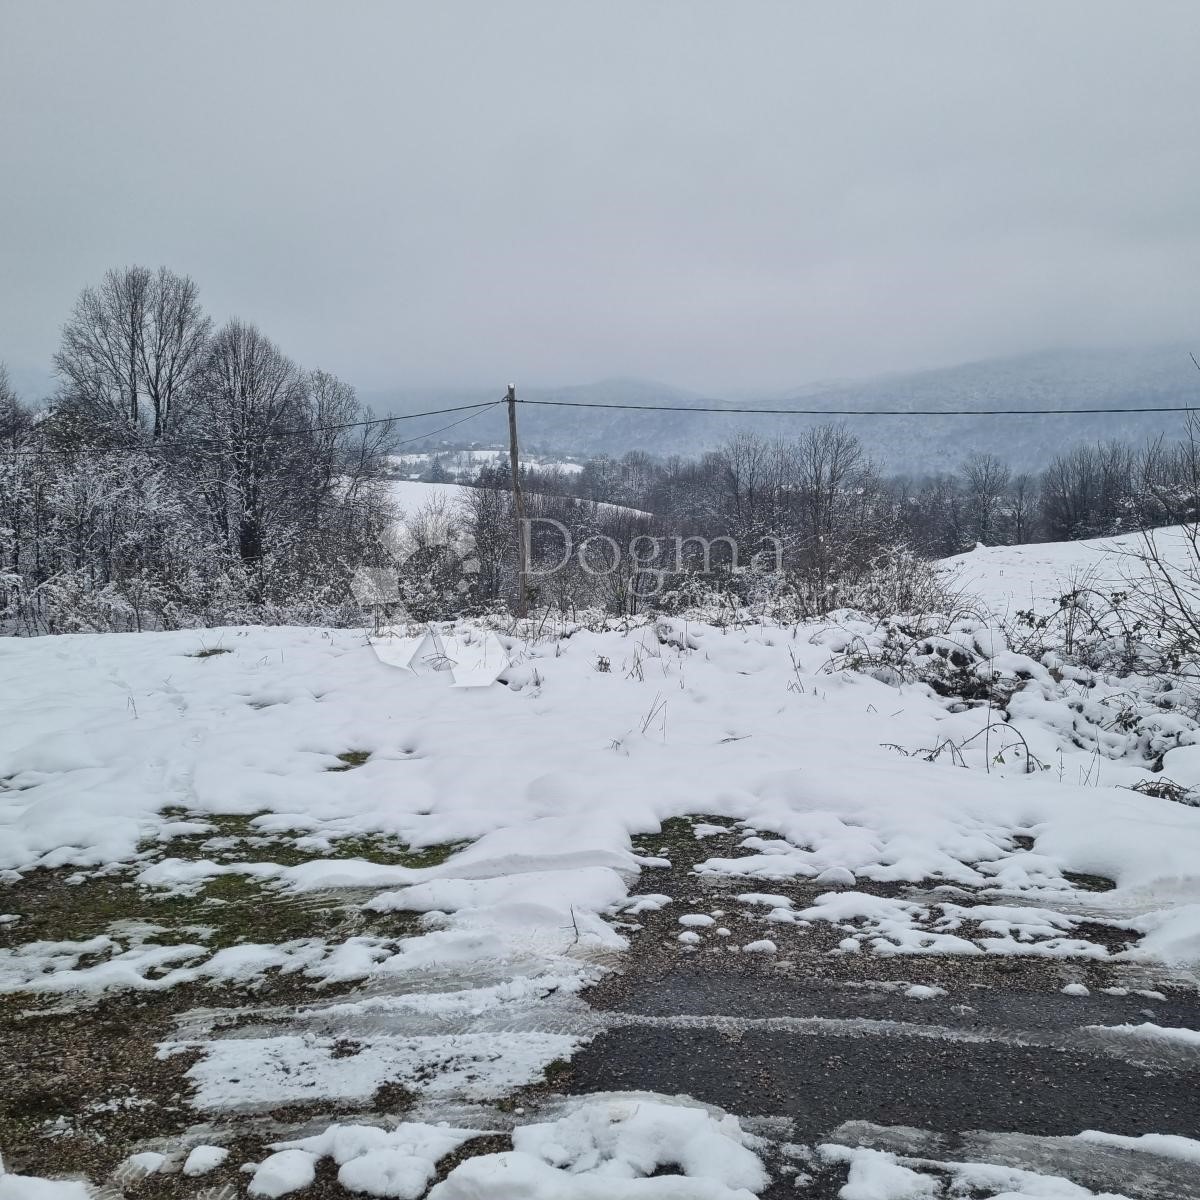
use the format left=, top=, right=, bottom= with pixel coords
left=792, top=424, right=869, bottom=583
left=191, top=319, right=309, bottom=565
left=1010, top=473, right=1036, bottom=544
left=717, top=432, right=775, bottom=533
left=305, top=368, right=395, bottom=510
left=960, top=452, right=1011, bottom=545
left=0, top=364, right=32, bottom=444
left=54, top=266, right=211, bottom=440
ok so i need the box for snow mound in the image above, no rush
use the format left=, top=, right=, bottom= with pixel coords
left=280, top=1121, right=478, bottom=1199
left=248, top=1148, right=317, bottom=1197
left=182, top=1144, right=229, bottom=1175
left=429, top=1096, right=766, bottom=1199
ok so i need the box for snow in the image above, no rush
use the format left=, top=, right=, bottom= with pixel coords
left=280, top=1121, right=477, bottom=1198
left=2, top=613, right=1200, bottom=1007
left=4, top=536, right=1200, bottom=1193
left=742, top=939, right=777, bottom=953
left=820, top=1145, right=939, bottom=1199
left=367, top=627, right=510, bottom=688
left=182, top=1144, right=229, bottom=1175
left=387, top=449, right=585, bottom=478
left=386, top=479, right=473, bottom=514
left=1085, top=1021, right=1200, bottom=1047
left=0, top=1152, right=93, bottom=1200
left=821, top=1143, right=1143, bottom=1198
left=119, top=1151, right=165, bottom=1177
left=175, top=1031, right=581, bottom=1111
left=429, top=1095, right=766, bottom=1199
left=248, top=1148, right=318, bottom=1197
left=944, top=525, right=1198, bottom=618
left=736, top=893, right=794, bottom=909
left=763, top=891, right=1117, bottom=960
left=386, top=478, right=652, bottom=522
left=1075, top=1129, right=1200, bottom=1163
left=944, top=1160, right=1131, bottom=1197
left=0, top=1178, right=93, bottom=1200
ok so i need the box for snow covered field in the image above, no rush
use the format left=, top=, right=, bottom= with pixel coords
left=385, top=478, right=653, bottom=522
left=2, top=535, right=1199, bottom=1196
left=944, top=525, right=1197, bottom=617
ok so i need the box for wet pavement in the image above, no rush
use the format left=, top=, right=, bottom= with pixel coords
left=3, top=815, right=1198, bottom=1197
left=553, top=816, right=1200, bottom=1197
left=566, top=1022, right=1199, bottom=1141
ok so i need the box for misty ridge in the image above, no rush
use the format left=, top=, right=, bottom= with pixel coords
left=366, top=343, right=1200, bottom=473
left=10, top=343, right=1198, bottom=477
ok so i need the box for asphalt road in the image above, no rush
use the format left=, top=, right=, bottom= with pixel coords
left=555, top=819, right=1200, bottom=1198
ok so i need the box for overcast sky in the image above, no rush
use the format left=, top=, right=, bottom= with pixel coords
left=2, top=1, right=1198, bottom=395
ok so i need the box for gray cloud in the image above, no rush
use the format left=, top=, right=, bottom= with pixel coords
left=2, top=0, right=1198, bottom=395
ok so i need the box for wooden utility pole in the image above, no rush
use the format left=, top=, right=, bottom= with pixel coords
left=506, top=384, right=529, bottom=616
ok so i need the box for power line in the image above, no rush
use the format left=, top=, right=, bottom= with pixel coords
left=277, top=400, right=500, bottom=438
left=8, top=390, right=1198, bottom=461
left=387, top=401, right=503, bottom=450
left=515, top=398, right=1198, bottom=417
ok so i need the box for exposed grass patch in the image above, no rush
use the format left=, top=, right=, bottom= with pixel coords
left=632, top=814, right=744, bottom=870
left=147, top=810, right=467, bottom=871
left=321, top=836, right=467, bottom=869
left=0, top=831, right=450, bottom=1187
left=143, top=811, right=314, bottom=867
left=0, top=867, right=356, bottom=954
left=189, top=646, right=231, bottom=658
left=327, top=749, right=371, bottom=772
left=1062, top=869, right=1117, bottom=893
left=0, top=870, right=198, bottom=949
left=0, top=985, right=205, bottom=1182
left=195, top=875, right=352, bottom=949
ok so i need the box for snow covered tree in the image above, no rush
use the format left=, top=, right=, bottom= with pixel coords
left=54, top=266, right=212, bottom=441
left=960, top=452, right=1011, bottom=545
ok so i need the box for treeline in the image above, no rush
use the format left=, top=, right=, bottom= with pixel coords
left=391, top=420, right=1198, bottom=619
left=433, top=426, right=948, bottom=618
left=482, top=425, right=1200, bottom=558
left=1, top=266, right=396, bottom=633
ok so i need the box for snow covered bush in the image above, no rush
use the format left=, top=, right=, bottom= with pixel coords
left=777, top=546, right=963, bottom=622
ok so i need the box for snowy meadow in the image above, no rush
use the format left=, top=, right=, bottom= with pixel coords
left=1, top=529, right=1199, bottom=1198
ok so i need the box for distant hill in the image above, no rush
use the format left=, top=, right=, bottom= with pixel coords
left=365, top=346, right=1200, bottom=473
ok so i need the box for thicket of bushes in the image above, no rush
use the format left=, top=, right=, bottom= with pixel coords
left=1, top=268, right=395, bottom=633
